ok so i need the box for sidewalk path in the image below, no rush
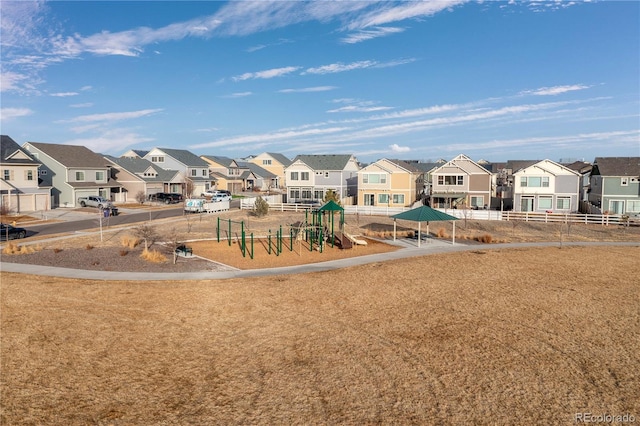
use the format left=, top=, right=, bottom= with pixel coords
left=2, top=241, right=638, bottom=281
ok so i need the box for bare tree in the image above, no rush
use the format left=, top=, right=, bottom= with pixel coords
left=135, top=191, right=147, bottom=204
left=134, top=223, right=158, bottom=251
left=166, top=228, right=183, bottom=264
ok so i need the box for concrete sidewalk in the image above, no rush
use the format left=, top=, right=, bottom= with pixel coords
left=2, top=240, right=637, bottom=281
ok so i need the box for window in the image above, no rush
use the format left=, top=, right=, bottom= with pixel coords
left=556, top=197, right=571, bottom=210
left=202, top=169, right=207, bottom=176
left=75, top=171, right=85, bottom=181
left=3, top=170, right=10, bottom=180
left=191, top=169, right=197, bottom=177
left=538, top=196, right=552, bottom=210
left=289, top=188, right=300, bottom=199
left=26, top=170, right=34, bottom=181
left=325, top=172, right=329, bottom=178
left=364, top=194, right=374, bottom=206
left=290, top=172, right=299, bottom=181
left=95, top=171, right=104, bottom=181
left=621, top=177, right=629, bottom=186
left=262, top=159, right=272, bottom=165
left=314, top=190, right=324, bottom=199
left=301, top=189, right=312, bottom=199
left=471, top=196, right=484, bottom=207
left=378, top=193, right=389, bottom=204
left=627, top=200, right=640, bottom=212
left=393, top=194, right=405, bottom=204
left=301, top=172, right=309, bottom=181
left=438, top=175, right=463, bottom=185
left=151, top=156, right=164, bottom=163
left=39, top=169, right=47, bottom=176
left=363, top=173, right=386, bottom=184
left=521, top=176, right=549, bottom=187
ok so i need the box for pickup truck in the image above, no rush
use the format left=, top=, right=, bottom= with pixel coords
left=78, top=196, right=114, bottom=209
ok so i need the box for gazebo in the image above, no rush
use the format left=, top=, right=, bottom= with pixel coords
left=391, top=206, right=459, bottom=246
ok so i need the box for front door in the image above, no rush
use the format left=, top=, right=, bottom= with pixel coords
left=364, top=194, right=374, bottom=206
left=521, top=196, right=534, bottom=212
left=609, top=200, right=624, bottom=214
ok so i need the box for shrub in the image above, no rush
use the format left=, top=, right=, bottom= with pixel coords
left=119, top=249, right=129, bottom=256
left=53, top=248, right=63, bottom=253
left=121, top=235, right=141, bottom=249
left=2, top=243, right=18, bottom=255
left=135, top=191, right=147, bottom=204
left=86, top=244, right=94, bottom=250
left=140, top=248, right=167, bottom=263
left=436, top=228, right=448, bottom=238
left=476, top=234, right=493, bottom=243
left=254, top=196, right=269, bottom=217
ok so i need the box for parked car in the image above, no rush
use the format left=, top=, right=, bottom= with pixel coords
left=0, top=223, right=27, bottom=240
left=77, top=195, right=114, bottom=209
left=211, top=193, right=232, bottom=202
left=202, top=189, right=231, bottom=198
left=149, top=192, right=182, bottom=204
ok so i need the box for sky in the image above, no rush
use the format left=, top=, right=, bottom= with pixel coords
left=1, top=0, right=639, bottom=164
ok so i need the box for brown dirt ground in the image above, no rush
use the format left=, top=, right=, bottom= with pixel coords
left=1, top=246, right=638, bottom=424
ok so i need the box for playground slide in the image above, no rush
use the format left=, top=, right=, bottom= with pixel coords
left=334, top=232, right=353, bottom=249
left=343, top=232, right=368, bottom=246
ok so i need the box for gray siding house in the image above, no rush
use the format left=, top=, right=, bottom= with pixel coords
left=143, top=148, right=209, bottom=196
left=105, top=156, right=184, bottom=202
left=23, top=142, right=121, bottom=208
left=513, top=159, right=580, bottom=212
left=588, top=157, right=640, bottom=215
left=284, top=154, right=360, bottom=203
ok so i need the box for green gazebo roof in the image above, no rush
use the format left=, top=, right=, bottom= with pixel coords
left=391, top=206, right=458, bottom=222
left=317, top=200, right=344, bottom=212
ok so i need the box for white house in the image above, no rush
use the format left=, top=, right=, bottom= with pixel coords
left=513, top=159, right=580, bottom=212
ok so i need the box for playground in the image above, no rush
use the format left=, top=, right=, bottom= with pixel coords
left=189, top=203, right=400, bottom=269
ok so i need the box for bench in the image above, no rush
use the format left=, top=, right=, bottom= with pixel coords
left=175, top=245, right=193, bottom=256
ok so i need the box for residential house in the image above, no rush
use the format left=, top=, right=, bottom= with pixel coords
left=285, top=154, right=360, bottom=203
left=408, top=161, right=441, bottom=203
left=563, top=160, right=593, bottom=208
left=247, top=152, right=292, bottom=190
left=120, top=149, right=149, bottom=159
left=201, top=155, right=243, bottom=193
left=23, top=142, right=121, bottom=208
left=1, top=135, right=51, bottom=212
left=143, top=148, right=209, bottom=197
left=430, top=154, right=492, bottom=209
left=588, top=157, right=640, bottom=215
left=236, top=161, right=278, bottom=192
left=105, top=156, right=184, bottom=202
left=357, top=158, right=422, bottom=207
left=513, top=159, right=581, bottom=213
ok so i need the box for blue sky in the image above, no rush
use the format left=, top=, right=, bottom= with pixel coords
left=1, top=0, right=638, bottom=164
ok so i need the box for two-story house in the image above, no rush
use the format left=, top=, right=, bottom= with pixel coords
left=201, top=155, right=243, bottom=193
left=143, top=148, right=208, bottom=196
left=588, top=157, right=640, bottom=215
left=430, top=154, right=492, bottom=209
left=1, top=135, right=51, bottom=212
left=513, top=159, right=581, bottom=212
left=285, top=154, right=360, bottom=204
left=247, top=152, right=292, bottom=190
left=105, top=156, right=184, bottom=202
left=357, top=159, right=422, bottom=207
left=23, top=142, right=121, bottom=208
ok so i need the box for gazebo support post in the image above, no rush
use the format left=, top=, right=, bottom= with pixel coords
left=452, top=221, right=456, bottom=244
left=393, top=219, right=397, bottom=241
left=418, top=222, right=421, bottom=247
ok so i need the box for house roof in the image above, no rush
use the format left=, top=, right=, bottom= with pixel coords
left=592, top=157, right=640, bottom=177
left=385, top=159, right=423, bottom=173
left=105, top=155, right=180, bottom=182
left=392, top=206, right=458, bottom=222
left=292, top=154, right=354, bottom=171
left=155, top=148, right=209, bottom=167
left=411, top=162, right=440, bottom=173
left=201, top=155, right=235, bottom=167
left=265, top=152, right=292, bottom=166
left=237, top=161, right=277, bottom=179
left=26, top=142, right=110, bottom=168
left=563, top=160, right=592, bottom=174
left=506, top=160, right=540, bottom=173
left=1, top=135, right=40, bottom=165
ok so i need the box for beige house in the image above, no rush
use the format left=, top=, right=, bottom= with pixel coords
left=248, top=152, right=292, bottom=190
left=358, top=159, right=422, bottom=207
left=430, top=154, right=492, bottom=209
left=1, top=135, right=51, bottom=212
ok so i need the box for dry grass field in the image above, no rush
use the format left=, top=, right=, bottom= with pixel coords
left=2, top=243, right=639, bottom=424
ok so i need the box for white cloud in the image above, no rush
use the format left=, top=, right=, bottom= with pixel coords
left=59, top=108, right=163, bottom=123
left=303, top=58, right=414, bottom=75
left=389, top=143, right=410, bottom=153
left=222, top=92, right=253, bottom=98
left=69, top=103, right=93, bottom=108
left=0, top=107, right=34, bottom=121
left=341, top=26, right=405, bottom=44
left=232, top=66, right=300, bottom=82
left=279, top=86, right=337, bottom=93
left=63, top=129, right=155, bottom=154
left=50, top=92, right=78, bottom=97
left=327, top=105, right=394, bottom=113
left=189, top=126, right=351, bottom=149
left=520, top=84, right=591, bottom=96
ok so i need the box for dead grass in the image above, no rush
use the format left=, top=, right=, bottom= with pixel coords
left=1, top=246, right=638, bottom=424
left=140, top=248, right=167, bottom=263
